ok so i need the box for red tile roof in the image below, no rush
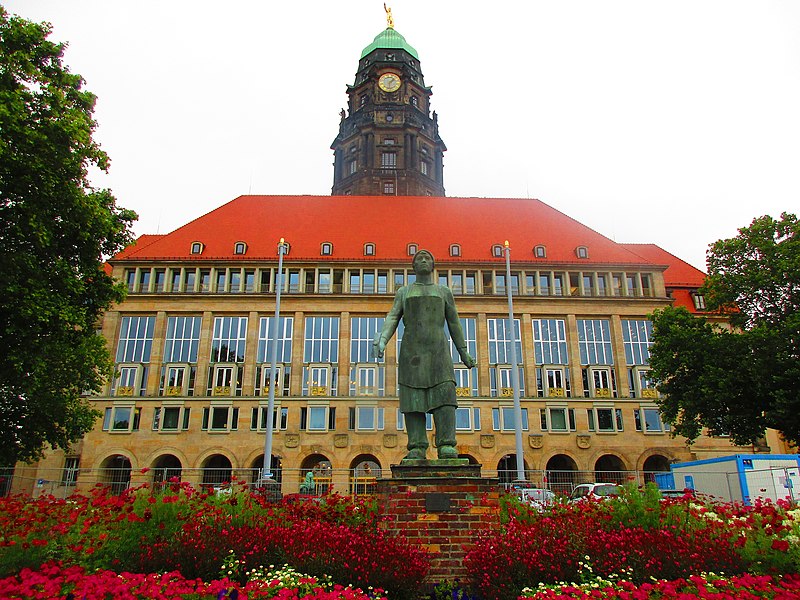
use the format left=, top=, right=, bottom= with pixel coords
left=621, top=243, right=706, bottom=312
left=114, top=195, right=671, bottom=268
left=620, top=244, right=706, bottom=287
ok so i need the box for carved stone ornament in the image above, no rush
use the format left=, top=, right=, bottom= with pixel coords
left=480, top=434, right=495, bottom=449
left=528, top=434, right=544, bottom=449
left=576, top=434, right=592, bottom=449
left=284, top=434, right=299, bottom=448
left=334, top=434, right=349, bottom=448
left=383, top=434, right=398, bottom=448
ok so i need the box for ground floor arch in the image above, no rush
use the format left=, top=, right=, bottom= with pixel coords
left=545, top=454, right=578, bottom=495
left=594, top=454, right=627, bottom=485
left=349, top=454, right=381, bottom=495
left=151, top=454, right=182, bottom=489
left=642, top=454, right=671, bottom=483
left=496, top=454, right=530, bottom=488
left=99, top=454, right=132, bottom=495
left=200, top=454, right=232, bottom=489
left=459, top=453, right=479, bottom=465
left=300, top=453, right=332, bottom=494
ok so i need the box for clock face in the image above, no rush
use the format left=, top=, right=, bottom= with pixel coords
left=378, top=73, right=401, bottom=92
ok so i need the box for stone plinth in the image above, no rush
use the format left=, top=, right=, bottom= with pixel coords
left=376, top=461, right=501, bottom=587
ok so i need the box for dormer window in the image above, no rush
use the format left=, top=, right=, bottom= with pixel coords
left=692, top=293, right=706, bottom=310
left=364, top=243, right=376, bottom=256
left=450, top=244, right=461, bottom=257
left=534, top=245, right=547, bottom=258
left=407, top=243, right=418, bottom=256
left=190, top=242, right=204, bottom=255
left=233, top=242, right=247, bottom=255
left=491, top=245, right=504, bottom=258
left=576, top=246, right=589, bottom=259
left=321, top=242, right=333, bottom=256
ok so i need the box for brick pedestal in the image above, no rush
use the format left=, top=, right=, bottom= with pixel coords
left=376, top=461, right=501, bottom=586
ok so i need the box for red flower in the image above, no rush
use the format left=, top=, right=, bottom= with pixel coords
left=771, top=539, right=790, bottom=551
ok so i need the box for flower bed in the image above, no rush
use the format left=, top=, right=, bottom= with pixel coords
left=0, top=562, right=388, bottom=599
left=465, top=486, right=800, bottom=600
left=0, top=481, right=427, bottom=600
left=2, top=482, right=799, bottom=600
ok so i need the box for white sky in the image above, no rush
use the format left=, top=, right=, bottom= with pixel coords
left=6, top=1, right=800, bottom=271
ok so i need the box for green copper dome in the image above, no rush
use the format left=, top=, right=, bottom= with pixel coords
left=360, top=28, right=419, bottom=60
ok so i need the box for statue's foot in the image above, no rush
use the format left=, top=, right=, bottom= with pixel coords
left=403, top=448, right=427, bottom=461
left=437, top=445, right=458, bottom=459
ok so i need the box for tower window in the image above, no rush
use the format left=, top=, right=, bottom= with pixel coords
left=450, top=244, right=461, bottom=257
left=321, top=242, right=333, bottom=256
left=381, top=152, right=397, bottom=168
left=385, top=53, right=395, bottom=61
left=420, top=161, right=429, bottom=176
left=348, top=160, right=357, bottom=175
left=385, top=113, right=394, bottom=122
left=360, top=95, right=367, bottom=106
left=349, top=144, right=357, bottom=153
left=576, top=246, right=589, bottom=259
left=407, top=243, right=418, bottom=256
left=410, top=96, right=419, bottom=107
left=191, top=242, right=204, bottom=255
left=534, top=245, right=546, bottom=258
left=233, top=242, right=247, bottom=255
left=383, top=181, right=395, bottom=195
left=491, top=245, right=504, bottom=258
left=364, top=243, right=376, bottom=256
left=384, top=137, right=395, bottom=145
left=420, top=145, right=429, bottom=156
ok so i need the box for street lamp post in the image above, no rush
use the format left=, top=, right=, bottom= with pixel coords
left=262, top=238, right=289, bottom=481
left=504, top=241, right=526, bottom=482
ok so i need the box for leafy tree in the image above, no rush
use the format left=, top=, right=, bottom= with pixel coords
left=649, top=213, right=800, bottom=446
left=0, top=8, right=136, bottom=465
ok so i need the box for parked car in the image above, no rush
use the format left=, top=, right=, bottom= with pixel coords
left=569, top=483, right=620, bottom=502
left=659, top=488, right=696, bottom=500
left=518, top=488, right=557, bottom=510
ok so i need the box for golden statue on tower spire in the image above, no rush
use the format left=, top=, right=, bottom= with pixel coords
left=384, top=3, right=394, bottom=29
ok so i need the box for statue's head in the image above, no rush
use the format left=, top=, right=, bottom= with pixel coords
left=412, top=249, right=435, bottom=274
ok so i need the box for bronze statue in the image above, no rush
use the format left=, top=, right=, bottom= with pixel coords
left=374, top=250, right=476, bottom=461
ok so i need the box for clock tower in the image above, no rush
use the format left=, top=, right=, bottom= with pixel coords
left=331, top=13, right=446, bottom=196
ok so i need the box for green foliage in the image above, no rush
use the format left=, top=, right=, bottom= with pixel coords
left=0, top=8, right=137, bottom=464
left=648, top=212, right=800, bottom=446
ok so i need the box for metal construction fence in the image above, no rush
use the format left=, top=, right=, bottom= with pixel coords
left=1, top=466, right=664, bottom=500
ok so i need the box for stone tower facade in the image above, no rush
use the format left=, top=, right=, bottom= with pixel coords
left=331, top=25, right=446, bottom=196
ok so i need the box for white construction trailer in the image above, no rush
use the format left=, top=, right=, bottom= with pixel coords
left=657, top=454, right=800, bottom=505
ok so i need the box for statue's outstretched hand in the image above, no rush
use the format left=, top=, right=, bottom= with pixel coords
left=462, top=353, right=476, bottom=369
left=373, top=335, right=385, bottom=360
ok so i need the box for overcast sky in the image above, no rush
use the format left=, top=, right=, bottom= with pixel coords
left=6, top=1, right=800, bottom=271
